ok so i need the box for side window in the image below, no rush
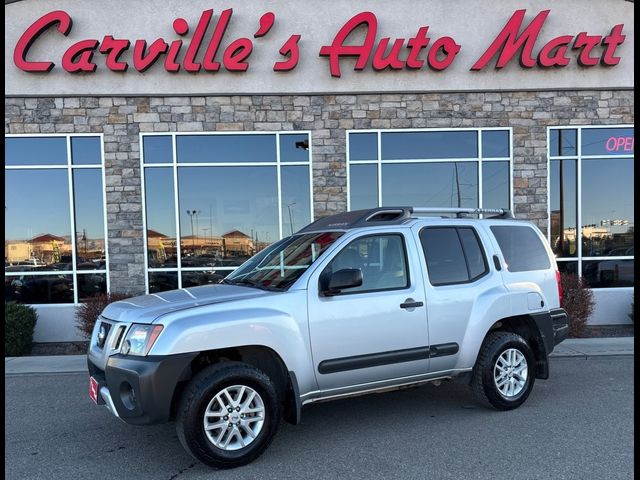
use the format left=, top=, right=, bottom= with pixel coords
left=322, top=234, right=409, bottom=293
left=490, top=225, right=551, bottom=272
left=420, top=227, right=488, bottom=286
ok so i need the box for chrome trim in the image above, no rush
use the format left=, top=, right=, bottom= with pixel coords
left=100, top=386, right=120, bottom=419
left=300, top=367, right=472, bottom=405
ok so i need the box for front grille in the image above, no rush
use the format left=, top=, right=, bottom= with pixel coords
left=112, top=325, right=126, bottom=350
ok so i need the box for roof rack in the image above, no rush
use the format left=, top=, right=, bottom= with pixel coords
left=296, top=206, right=513, bottom=233
left=412, top=207, right=514, bottom=219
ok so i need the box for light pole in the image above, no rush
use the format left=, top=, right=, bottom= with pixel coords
left=287, top=203, right=296, bottom=236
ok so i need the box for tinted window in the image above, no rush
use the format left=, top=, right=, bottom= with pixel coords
left=381, top=163, right=478, bottom=208
left=143, top=136, right=173, bottom=164
left=176, top=135, right=276, bottom=163
left=482, top=161, right=510, bottom=210
left=323, top=234, right=408, bottom=293
left=491, top=226, right=551, bottom=272
left=349, top=133, right=378, bottom=160
left=382, top=131, right=478, bottom=159
left=458, top=228, right=488, bottom=280
left=582, top=259, right=634, bottom=288
left=481, top=130, right=510, bottom=158
left=280, top=134, right=310, bottom=162
left=71, top=137, right=101, bottom=165
left=420, top=227, right=487, bottom=285
left=349, top=164, right=378, bottom=210
left=5, top=137, right=68, bottom=166
left=549, top=159, right=578, bottom=257
left=281, top=166, right=311, bottom=235
left=549, top=129, right=577, bottom=157
left=581, top=128, right=634, bottom=156
left=420, top=228, right=468, bottom=285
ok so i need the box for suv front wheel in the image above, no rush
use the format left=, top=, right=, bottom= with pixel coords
left=176, top=361, right=281, bottom=469
left=471, top=331, right=536, bottom=410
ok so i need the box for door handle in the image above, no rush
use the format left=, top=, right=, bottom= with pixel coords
left=400, top=299, right=424, bottom=309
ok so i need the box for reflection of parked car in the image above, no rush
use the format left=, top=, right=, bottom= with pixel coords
left=6, top=274, right=74, bottom=303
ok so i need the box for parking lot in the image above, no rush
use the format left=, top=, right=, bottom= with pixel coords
left=5, top=356, right=634, bottom=480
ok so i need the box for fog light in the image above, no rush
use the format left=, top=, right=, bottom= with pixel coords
left=120, top=381, right=136, bottom=410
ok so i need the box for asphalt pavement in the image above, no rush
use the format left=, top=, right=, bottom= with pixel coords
left=5, top=355, right=634, bottom=480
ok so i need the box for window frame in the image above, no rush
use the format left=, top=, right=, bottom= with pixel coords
left=140, top=131, right=314, bottom=294
left=419, top=226, right=489, bottom=287
left=319, top=232, right=411, bottom=296
left=4, top=133, right=109, bottom=305
left=346, top=127, right=514, bottom=212
left=547, top=125, right=634, bottom=290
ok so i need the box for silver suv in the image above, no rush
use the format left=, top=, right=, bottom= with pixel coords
left=87, top=207, right=569, bottom=469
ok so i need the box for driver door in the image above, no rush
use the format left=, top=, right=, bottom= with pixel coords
left=307, top=232, right=429, bottom=391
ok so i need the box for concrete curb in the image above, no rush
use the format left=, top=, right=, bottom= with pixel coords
left=4, top=337, right=634, bottom=375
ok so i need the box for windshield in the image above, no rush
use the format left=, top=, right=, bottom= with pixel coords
left=224, top=232, right=343, bottom=291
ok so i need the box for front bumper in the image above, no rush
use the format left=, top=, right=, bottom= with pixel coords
left=88, top=352, right=198, bottom=425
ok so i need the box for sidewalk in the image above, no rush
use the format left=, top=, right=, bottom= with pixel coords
left=4, top=337, right=634, bottom=375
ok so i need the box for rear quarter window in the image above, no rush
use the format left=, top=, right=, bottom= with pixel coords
left=490, top=225, right=551, bottom=272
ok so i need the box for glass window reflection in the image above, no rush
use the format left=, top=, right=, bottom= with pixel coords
left=181, top=270, right=229, bottom=288
left=280, top=134, right=310, bottom=162
left=5, top=137, right=68, bottom=166
left=281, top=166, right=311, bottom=235
left=178, top=166, right=279, bottom=267
left=349, top=133, right=378, bottom=160
left=143, top=136, right=173, bottom=164
left=71, top=137, right=101, bottom=165
left=581, top=128, right=634, bottom=156
left=581, top=158, right=634, bottom=256
left=144, top=168, right=177, bottom=268
left=550, top=159, right=578, bottom=257
left=148, top=271, right=178, bottom=293
left=382, top=131, right=478, bottom=159
left=482, top=161, right=510, bottom=210
left=549, top=129, right=577, bottom=157
left=349, top=164, right=378, bottom=210
left=582, top=259, right=634, bottom=288
left=481, top=131, right=510, bottom=158
left=77, top=273, right=107, bottom=301
left=5, top=170, right=72, bottom=270
left=176, top=135, right=277, bottom=163
left=4, top=274, right=74, bottom=304
left=73, top=169, right=106, bottom=268
left=382, top=163, right=478, bottom=208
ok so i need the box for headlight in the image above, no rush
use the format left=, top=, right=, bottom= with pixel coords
left=121, top=324, right=163, bottom=356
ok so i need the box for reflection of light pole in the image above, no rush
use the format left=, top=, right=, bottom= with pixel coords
left=186, top=210, right=200, bottom=251
left=287, top=203, right=296, bottom=236
left=82, top=228, right=87, bottom=257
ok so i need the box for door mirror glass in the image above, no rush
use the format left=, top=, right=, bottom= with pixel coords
left=322, top=268, right=363, bottom=296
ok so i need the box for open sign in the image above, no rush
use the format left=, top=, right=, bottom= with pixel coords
left=605, top=136, right=634, bottom=152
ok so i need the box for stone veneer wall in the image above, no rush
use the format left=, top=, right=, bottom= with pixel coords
left=5, top=90, right=634, bottom=295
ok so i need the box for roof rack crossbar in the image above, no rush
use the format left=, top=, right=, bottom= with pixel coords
left=411, top=207, right=514, bottom=219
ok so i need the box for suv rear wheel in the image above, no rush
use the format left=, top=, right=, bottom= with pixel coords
left=471, top=332, right=535, bottom=410
left=176, top=361, right=281, bottom=469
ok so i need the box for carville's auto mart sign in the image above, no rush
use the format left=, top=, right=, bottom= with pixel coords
left=5, top=0, right=634, bottom=96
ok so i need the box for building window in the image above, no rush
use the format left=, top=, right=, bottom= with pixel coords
left=141, top=132, right=313, bottom=293
left=548, top=126, right=634, bottom=288
left=347, top=128, right=512, bottom=212
left=5, top=135, right=108, bottom=304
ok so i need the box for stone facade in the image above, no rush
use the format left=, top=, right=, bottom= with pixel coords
left=5, top=90, right=634, bottom=295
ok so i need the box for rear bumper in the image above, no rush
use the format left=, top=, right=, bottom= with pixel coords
left=550, top=308, right=570, bottom=346
left=88, top=352, right=198, bottom=425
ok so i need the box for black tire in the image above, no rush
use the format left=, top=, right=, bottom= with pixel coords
left=471, top=331, right=536, bottom=410
left=175, top=361, right=281, bottom=469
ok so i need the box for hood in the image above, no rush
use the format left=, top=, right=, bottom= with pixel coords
left=101, top=284, right=274, bottom=325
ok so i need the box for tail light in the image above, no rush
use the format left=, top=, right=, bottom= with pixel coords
left=556, top=270, right=563, bottom=306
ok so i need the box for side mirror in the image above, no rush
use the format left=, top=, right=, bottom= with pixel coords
left=321, top=268, right=363, bottom=296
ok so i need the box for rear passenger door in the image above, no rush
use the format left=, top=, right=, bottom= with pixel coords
left=415, top=224, right=504, bottom=373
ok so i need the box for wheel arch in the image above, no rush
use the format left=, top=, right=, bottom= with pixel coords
left=170, top=345, right=302, bottom=425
